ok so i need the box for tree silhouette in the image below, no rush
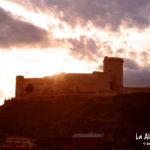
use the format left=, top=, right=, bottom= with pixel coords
left=25, top=84, right=34, bottom=93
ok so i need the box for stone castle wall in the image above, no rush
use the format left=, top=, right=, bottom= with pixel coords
left=123, top=87, right=150, bottom=94
left=15, top=72, right=114, bottom=97
left=15, top=56, right=150, bottom=98
left=15, top=56, right=125, bottom=98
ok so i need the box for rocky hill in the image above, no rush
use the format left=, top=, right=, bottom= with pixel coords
left=0, top=93, right=150, bottom=139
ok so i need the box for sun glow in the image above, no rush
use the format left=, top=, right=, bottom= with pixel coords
left=0, top=48, right=98, bottom=105
left=0, top=97, right=4, bottom=106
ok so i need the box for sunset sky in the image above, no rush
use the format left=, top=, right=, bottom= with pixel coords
left=0, top=0, right=150, bottom=105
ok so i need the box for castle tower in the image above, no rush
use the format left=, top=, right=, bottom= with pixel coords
left=103, top=56, right=124, bottom=91
left=15, top=75, right=24, bottom=97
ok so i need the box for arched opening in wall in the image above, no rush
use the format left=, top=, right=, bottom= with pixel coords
left=25, top=84, right=34, bottom=93
left=110, top=82, right=113, bottom=90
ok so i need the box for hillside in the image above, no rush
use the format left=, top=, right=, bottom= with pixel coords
left=0, top=93, right=150, bottom=139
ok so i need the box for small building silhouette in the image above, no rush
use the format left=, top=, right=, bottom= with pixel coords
left=71, top=132, right=104, bottom=150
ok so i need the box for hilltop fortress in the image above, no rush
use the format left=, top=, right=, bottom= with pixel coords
left=15, top=56, right=150, bottom=98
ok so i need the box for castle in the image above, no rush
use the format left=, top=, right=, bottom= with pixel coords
left=15, top=56, right=150, bottom=98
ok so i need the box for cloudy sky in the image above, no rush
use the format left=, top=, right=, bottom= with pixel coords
left=0, top=0, right=150, bottom=104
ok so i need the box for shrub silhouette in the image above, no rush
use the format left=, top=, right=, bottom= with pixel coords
left=25, top=84, right=34, bottom=93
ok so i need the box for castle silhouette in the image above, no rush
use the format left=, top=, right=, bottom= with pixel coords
left=15, top=56, right=150, bottom=98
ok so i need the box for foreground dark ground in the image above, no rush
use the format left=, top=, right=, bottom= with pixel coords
left=0, top=93, right=150, bottom=149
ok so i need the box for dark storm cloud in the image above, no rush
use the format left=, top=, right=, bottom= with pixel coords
left=11, top=0, right=150, bottom=30
left=124, top=66, right=150, bottom=87
left=0, top=7, right=50, bottom=49
left=66, top=36, right=102, bottom=61
left=66, top=36, right=125, bottom=61
left=123, top=58, right=150, bottom=87
left=69, top=36, right=99, bottom=53
left=124, top=58, right=139, bottom=70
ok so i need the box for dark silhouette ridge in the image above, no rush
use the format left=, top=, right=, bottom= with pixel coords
left=0, top=93, right=150, bottom=139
